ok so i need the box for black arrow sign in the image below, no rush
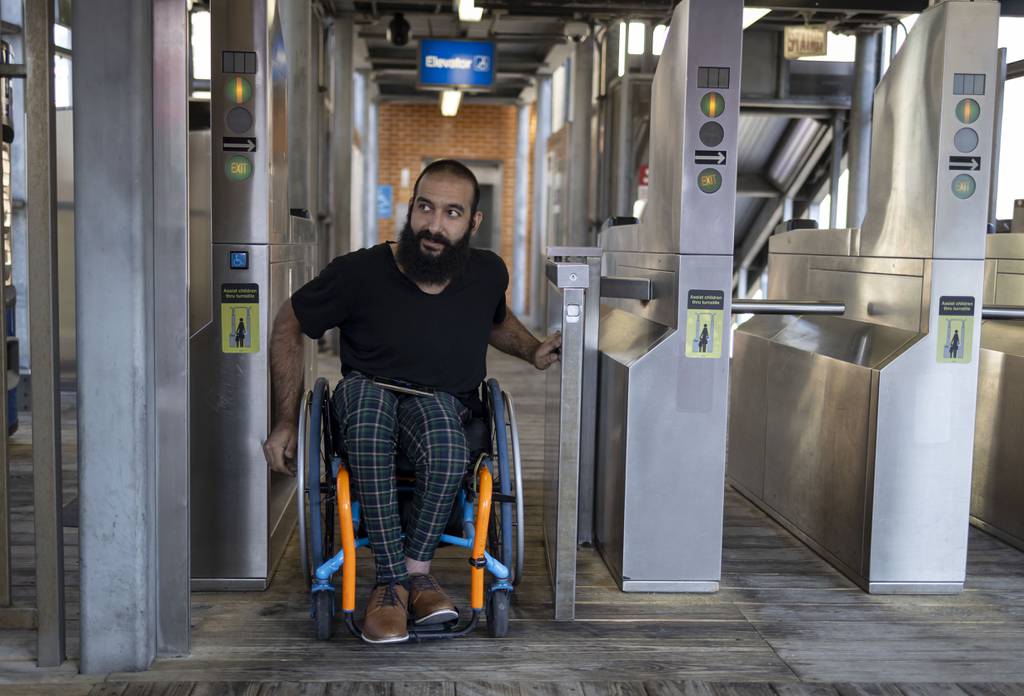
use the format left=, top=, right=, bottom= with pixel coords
left=949, top=155, right=980, bottom=171
left=695, top=149, right=727, bottom=165
left=223, top=137, right=257, bottom=153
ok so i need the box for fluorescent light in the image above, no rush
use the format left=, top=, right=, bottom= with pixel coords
left=456, top=0, right=484, bottom=22
left=617, top=22, right=626, bottom=77
left=191, top=90, right=212, bottom=101
left=628, top=21, right=646, bottom=55
left=652, top=24, right=668, bottom=56
left=742, top=8, right=770, bottom=29
left=440, top=90, right=462, bottom=117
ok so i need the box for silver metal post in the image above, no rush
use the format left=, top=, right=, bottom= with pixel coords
left=528, top=75, right=551, bottom=328
left=989, top=48, right=1006, bottom=231
left=330, top=15, right=353, bottom=259
left=153, top=0, right=190, bottom=657
left=847, top=30, right=879, bottom=228
left=512, top=102, right=531, bottom=313
left=830, top=112, right=843, bottom=229
left=365, top=95, right=378, bottom=249
left=569, top=38, right=593, bottom=246
left=614, top=72, right=631, bottom=217
left=731, top=299, right=846, bottom=315
left=24, top=0, right=65, bottom=666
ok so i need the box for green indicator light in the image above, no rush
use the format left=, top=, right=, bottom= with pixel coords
left=225, top=155, right=254, bottom=182
left=697, top=168, right=722, bottom=194
left=225, top=77, right=252, bottom=104
left=955, top=98, right=980, bottom=124
left=700, top=92, right=725, bottom=119
left=951, top=173, right=976, bottom=199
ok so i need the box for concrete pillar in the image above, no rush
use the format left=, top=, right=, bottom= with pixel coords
left=512, top=102, right=531, bottom=314
left=74, top=0, right=188, bottom=672
left=846, top=30, right=879, bottom=229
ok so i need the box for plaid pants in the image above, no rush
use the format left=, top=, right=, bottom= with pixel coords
left=332, top=372, right=470, bottom=584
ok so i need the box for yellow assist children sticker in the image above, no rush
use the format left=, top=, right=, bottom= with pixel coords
left=936, top=295, right=974, bottom=364
left=221, top=283, right=260, bottom=354
left=685, top=289, right=725, bottom=359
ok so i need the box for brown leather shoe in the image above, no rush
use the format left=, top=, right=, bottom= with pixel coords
left=409, top=574, right=459, bottom=625
left=361, top=582, right=410, bottom=644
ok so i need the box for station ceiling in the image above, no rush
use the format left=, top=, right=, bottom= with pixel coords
left=334, top=0, right=1023, bottom=102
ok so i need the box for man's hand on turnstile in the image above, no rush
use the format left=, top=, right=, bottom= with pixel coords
left=534, top=332, right=561, bottom=370
left=263, top=422, right=297, bottom=476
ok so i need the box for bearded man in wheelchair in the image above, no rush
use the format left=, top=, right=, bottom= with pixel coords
left=263, top=159, right=561, bottom=644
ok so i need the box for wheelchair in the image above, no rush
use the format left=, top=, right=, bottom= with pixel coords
left=295, top=376, right=525, bottom=640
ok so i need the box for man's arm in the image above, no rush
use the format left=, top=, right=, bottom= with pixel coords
left=489, top=309, right=561, bottom=370
left=263, top=299, right=304, bottom=475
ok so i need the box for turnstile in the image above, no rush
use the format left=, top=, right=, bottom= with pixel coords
left=189, top=0, right=315, bottom=590
left=729, top=1, right=999, bottom=594
left=972, top=232, right=1024, bottom=549
left=542, top=0, right=744, bottom=603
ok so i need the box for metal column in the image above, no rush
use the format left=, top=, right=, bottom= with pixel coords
left=25, top=0, right=65, bottom=667
left=330, top=15, right=353, bottom=258
left=152, top=0, right=191, bottom=658
left=568, top=38, right=593, bottom=247
left=512, top=102, right=531, bottom=314
left=528, top=75, right=551, bottom=328
left=846, top=30, right=878, bottom=229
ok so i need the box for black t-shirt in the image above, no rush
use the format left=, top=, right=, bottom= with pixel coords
left=291, top=242, right=509, bottom=404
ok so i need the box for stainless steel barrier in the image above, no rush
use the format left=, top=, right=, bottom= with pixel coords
left=729, top=3, right=999, bottom=594
left=972, top=233, right=1024, bottom=550
left=543, top=256, right=592, bottom=620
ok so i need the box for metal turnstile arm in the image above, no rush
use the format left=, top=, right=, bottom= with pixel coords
left=982, top=305, right=1024, bottom=320
left=732, top=299, right=846, bottom=315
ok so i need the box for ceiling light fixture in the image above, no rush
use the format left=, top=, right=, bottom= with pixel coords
left=742, top=8, right=771, bottom=30
left=456, top=0, right=484, bottom=22
left=440, top=90, right=462, bottom=117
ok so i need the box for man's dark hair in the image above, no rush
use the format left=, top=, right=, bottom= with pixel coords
left=413, top=159, right=481, bottom=216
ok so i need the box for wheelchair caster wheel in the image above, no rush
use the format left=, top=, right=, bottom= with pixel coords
left=314, top=591, right=334, bottom=641
left=486, top=589, right=510, bottom=638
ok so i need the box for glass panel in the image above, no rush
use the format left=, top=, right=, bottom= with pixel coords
left=53, top=54, right=72, bottom=109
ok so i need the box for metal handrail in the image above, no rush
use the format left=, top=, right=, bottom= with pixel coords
left=982, top=305, right=1024, bottom=320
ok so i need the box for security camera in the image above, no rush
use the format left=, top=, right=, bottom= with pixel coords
left=387, top=13, right=411, bottom=47
left=564, top=20, right=590, bottom=43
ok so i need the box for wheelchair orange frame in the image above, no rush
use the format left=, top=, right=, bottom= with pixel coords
left=295, top=377, right=524, bottom=640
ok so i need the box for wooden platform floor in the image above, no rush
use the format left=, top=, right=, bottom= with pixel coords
left=2, top=350, right=1024, bottom=691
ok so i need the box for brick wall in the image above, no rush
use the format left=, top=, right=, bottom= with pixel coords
left=376, top=102, right=530, bottom=298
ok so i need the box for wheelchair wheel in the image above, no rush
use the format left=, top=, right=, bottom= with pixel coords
left=314, top=590, right=334, bottom=640
left=486, top=380, right=524, bottom=586
left=306, top=378, right=337, bottom=585
left=486, top=589, right=511, bottom=638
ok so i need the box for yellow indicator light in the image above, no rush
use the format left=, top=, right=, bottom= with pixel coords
left=955, top=98, right=979, bottom=124
left=701, top=92, right=725, bottom=119
left=225, top=77, right=252, bottom=105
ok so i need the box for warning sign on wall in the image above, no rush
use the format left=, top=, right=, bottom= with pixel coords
left=936, top=295, right=974, bottom=364
left=685, top=289, right=724, bottom=359
left=221, top=284, right=260, bottom=354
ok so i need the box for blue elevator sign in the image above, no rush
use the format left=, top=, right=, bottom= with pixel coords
left=418, top=39, right=495, bottom=90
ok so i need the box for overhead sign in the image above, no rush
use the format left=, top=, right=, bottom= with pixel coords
left=419, top=39, right=495, bottom=91
left=784, top=25, right=828, bottom=60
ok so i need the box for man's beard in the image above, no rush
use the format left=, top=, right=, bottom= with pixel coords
left=396, top=219, right=473, bottom=285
